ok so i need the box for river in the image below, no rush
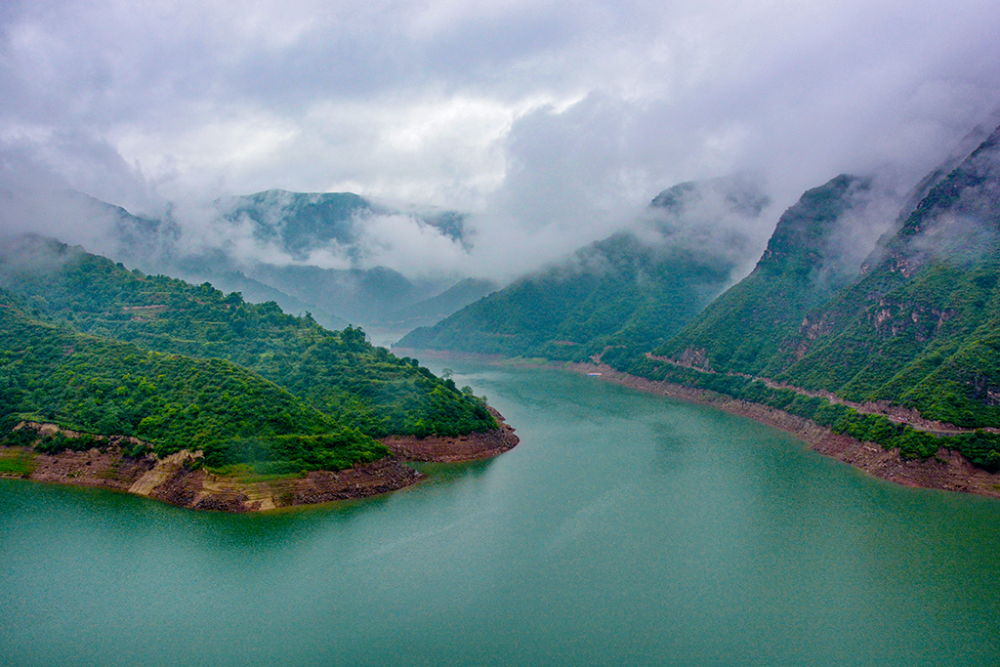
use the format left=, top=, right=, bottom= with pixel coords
left=2, top=362, right=1000, bottom=666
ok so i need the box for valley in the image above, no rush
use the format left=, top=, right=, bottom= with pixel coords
left=396, top=120, right=1000, bottom=495
left=6, top=117, right=1000, bottom=507
left=4, top=4, right=1000, bottom=666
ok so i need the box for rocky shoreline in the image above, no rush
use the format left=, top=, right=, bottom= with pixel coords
left=381, top=407, right=520, bottom=462
left=566, top=362, right=1000, bottom=499
left=0, top=411, right=519, bottom=512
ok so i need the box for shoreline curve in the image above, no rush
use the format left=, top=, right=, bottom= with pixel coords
left=0, top=410, right=519, bottom=512
left=566, top=361, right=1000, bottom=500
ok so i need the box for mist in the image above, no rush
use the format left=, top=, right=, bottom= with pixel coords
left=2, top=0, right=1000, bottom=285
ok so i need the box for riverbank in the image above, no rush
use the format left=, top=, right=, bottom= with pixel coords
left=0, top=411, right=519, bottom=512
left=565, top=362, right=1000, bottom=499
left=381, top=407, right=520, bottom=462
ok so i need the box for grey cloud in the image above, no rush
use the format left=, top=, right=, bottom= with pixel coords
left=1, top=0, right=1000, bottom=284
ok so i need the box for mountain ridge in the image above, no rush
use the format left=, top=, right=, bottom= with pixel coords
left=395, top=176, right=770, bottom=360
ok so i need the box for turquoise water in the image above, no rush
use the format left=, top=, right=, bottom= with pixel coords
left=2, top=364, right=1000, bottom=666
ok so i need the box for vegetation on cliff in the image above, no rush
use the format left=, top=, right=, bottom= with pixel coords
left=653, top=175, right=878, bottom=375
left=767, top=128, right=1000, bottom=428
left=653, top=126, right=1000, bottom=430
left=625, top=123, right=1000, bottom=469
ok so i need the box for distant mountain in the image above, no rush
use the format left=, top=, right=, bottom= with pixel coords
left=191, top=268, right=349, bottom=331
left=216, top=189, right=468, bottom=261
left=396, top=177, right=770, bottom=361
left=373, top=277, right=500, bottom=330
left=60, top=193, right=348, bottom=328
left=243, top=262, right=436, bottom=325
left=99, top=190, right=472, bottom=327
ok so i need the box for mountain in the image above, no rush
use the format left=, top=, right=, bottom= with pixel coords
left=373, top=277, right=500, bottom=330
left=215, top=189, right=468, bottom=260
left=101, top=190, right=473, bottom=327
left=654, top=174, right=883, bottom=374
left=59, top=193, right=349, bottom=328
left=626, top=122, right=1000, bottom=470
left=243, top=262, right=435, bottom=325
left=0, top=235, right=498, bottom=472
left=396, top=177, right=769, bottom=361
left=765, top=124, right=1000, bottom=428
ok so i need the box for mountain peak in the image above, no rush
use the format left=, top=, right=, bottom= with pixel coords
left=757, top=174, right=871, bottom=277
left=876, top=123, right=1000, bottom=276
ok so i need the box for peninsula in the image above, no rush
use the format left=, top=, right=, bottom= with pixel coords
left=0, top=236, right=518, bottom=511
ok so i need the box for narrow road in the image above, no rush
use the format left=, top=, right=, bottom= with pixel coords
left=643, top=353, right=997, bottom=436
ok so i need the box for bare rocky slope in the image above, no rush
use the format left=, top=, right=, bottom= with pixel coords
left=1, top=411, right=518, bottom=512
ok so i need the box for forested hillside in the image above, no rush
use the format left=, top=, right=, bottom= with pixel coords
left=654, top=174, right=878, bottom=374
left=617, top=123, right=1000, bottom=469
left=0, top=236, right=497, bottom=472
left=396, top=177, right=769, bottom=361
left=0, top=288, right=387, bottom=471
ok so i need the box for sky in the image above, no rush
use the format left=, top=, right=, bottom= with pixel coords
left=2, top=0, right=1000, bottom=280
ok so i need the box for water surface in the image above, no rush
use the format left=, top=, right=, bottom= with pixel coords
left=2, top=364, right=1000, bottom=666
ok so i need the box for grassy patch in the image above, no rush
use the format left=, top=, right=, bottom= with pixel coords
left=207, top=462, right=305, bottom=483
left=98, top=460, right=122, bottom=481
left=0, top=449, right=37, bottom=477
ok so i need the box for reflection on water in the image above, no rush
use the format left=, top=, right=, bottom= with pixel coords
left=410, top=456, right=499, bottom=483
left=3, top=363, right=1000, bottom=667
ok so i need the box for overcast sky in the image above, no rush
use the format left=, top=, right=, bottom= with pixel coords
left=2, top=0, right=1000, bottom=279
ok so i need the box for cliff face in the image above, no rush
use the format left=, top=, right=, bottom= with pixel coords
left=655, top=174, right=880, bottom=375
left=653, top=124, right=1000, bottom=431
left=773, top=125, right=1000, bottom=427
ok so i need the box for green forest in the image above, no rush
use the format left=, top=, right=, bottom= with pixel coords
left=0, top=237, right=495, bottom=473
left=397, top=230, right=736, bottom=362
left=397, top=179, right=770, bottom=362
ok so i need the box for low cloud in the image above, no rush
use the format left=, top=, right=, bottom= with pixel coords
left=1, top=0, right=999, bottom=284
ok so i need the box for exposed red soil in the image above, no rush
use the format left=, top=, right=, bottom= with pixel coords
left=1, top=411, right=519, bottom=512
left=380, top=407, right=519, bottom=462
left=144, top=457, right=426, bottom=512
left=567, top=362, right=1000, bottom=499
left=21, top=443, right=155, bottom=490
